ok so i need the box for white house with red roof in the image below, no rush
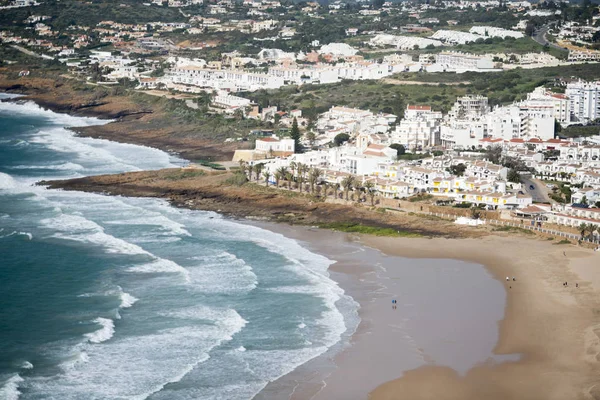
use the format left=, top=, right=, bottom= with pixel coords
left=255, top=135, right=295, bottom=156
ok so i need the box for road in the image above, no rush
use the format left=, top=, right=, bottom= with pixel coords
left=532, top=23, right=565, bottom=51
left=521, top=174, right=552, bottom=203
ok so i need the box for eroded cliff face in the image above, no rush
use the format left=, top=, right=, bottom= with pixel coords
left=0, top=75, right=242, bottom=161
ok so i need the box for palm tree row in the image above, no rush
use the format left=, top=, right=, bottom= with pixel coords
left=255, top=161, right=380, bottom=205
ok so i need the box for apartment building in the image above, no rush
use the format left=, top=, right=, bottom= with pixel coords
left=565, top=80, right=600, bottom=124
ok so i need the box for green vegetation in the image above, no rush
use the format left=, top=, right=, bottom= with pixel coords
left=317, top=222, right=422, bottom=237
left=244, top=64, right=600, bottom=118
left=195, top=160, right=226, bottom=170
left=398, top=152, right=431, bottom=161
left=549, top=182, right=573, bottom=204
left=492, top=225, right=535, bottom=235
left=408, top=193, right=434, bottom=202
left=0, top=0, right=184, bottom=31
left=416, top=37, right=567, bottom=59
left=554, top=239, right=572, bottom=245
left=225, top=172, right=249, bottom=186
left=559, top=124, right=600, bottom=138
left=163, top=169, right=205, bottom=181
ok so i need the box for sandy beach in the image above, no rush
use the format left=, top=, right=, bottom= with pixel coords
left=251, top=224, right=600, bottom=400
left=365, top=235, right=600, bottom=400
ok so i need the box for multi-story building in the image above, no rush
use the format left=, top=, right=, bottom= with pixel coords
left=565, top=80, right=600, bottom=124
left=392, top=105, right=443, bottom=150
left=527, top=87, right=571, bottom=125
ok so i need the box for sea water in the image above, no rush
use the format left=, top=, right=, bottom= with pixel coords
left=0, top=94, right=358, bottom=399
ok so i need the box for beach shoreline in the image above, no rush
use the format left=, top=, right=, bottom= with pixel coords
left=249, top=223, right=517, bottom=400
left=251, top=227, right=600, bottom=400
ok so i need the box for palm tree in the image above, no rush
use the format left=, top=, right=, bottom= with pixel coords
left=333, top=183, right=340, bottom=199
left=285, top=171, right=294, bottom=190
left=341, top=176, right=355, bottom=201
left=298, top=173, right=305, bottom=193
left=262, top=170, right=270, bottom=187
left=364, top=181, right=376, bottom=206
left=238, top=160, right=247, bottom=178
left=579, top=223, right=588, bottom=240
left=289, top=161, right=297, bottom=179
left=309, top=167, right=322, bottom=193
left=254, top=163, right=264, bottom=181
left=275, top=167, right=288, bottom=188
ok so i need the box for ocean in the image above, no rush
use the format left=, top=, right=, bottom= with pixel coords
left=0, top=94, right=358, bottom=400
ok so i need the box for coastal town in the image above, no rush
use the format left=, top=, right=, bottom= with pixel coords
left=227, top=78, right=600, bottom=239
left=4, top=0, right=600, bottom=399
left=1, top=0, right=599, bottom=238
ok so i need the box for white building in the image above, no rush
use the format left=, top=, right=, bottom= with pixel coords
left=435, top=52, right=495, bottom=72
left=170, top=66, right=284, bottom=92
left=212, top=91, right=252, bottom=111
left=527, top=86, right=571, bottom=125
left=486, top=102, right=555, bottom=141
left=392, top=105, right=443, bottom=150
left=255, top=136, right=295, bottom=155
left=565, top=80, right=600, bottom=124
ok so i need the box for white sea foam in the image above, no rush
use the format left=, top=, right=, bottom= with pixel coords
left=20, top=361, right=33, bottom=370
left=186, top=251, right=258, bottom=294
left=119, top=290, right=138, bottom=309
left=85, top=318, right=115, bottom=344
left=0, top=172, right=16, bottom=190
left=237, top=346, right=246, bottom=352
left=0, top=98, right=107, bottom=127
left=105, top=214, right=191, bottom=237
left=0, top=231, right=33, bottom=240
left=298, top=323, right=306, bottom=329
left=127, top=258, right=191, bottom=282
left=41, top=213, right=191, bottom=281
left=9, top=162, right=85, bottom=171
left=28, top=308, right=245, bottom=399
left=0, top=374, right=24, bottom=400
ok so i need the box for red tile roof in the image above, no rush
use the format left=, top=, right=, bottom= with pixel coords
left=407, top=105, right=431, bottom=111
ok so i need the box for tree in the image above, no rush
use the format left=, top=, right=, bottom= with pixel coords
left=334, top=133, right=351, bottom=147
left=306, top=131, right=317, bottom=147
left=238, top=160, right=247, bottom=178
left=580, top=223, right=588, bottom=240
left=341, top=176, right=355, bottom=201
left=507, top=169, right=521, bottom=183
left=309, top=167, right=322, bottom=193
left=333, top=183, right=340, bottom=199
left=449, top=163, right=467, bottom=177
left=254, top=163, right=264, bottom=181
left=389, top=143, right=406, bottom=157
left=525, top=21, right=535, bottom=36
left=486, top=145, right=503, bottom=164
left=262, top=170, right=270, bottom=187
left=297, top=163, right=308, bottom=193
left=290, top=117, right=301, bottom=152
left=275, top=167, right=287, bottom=188
left=364, top=181, right=376, bottom=206
left=470, top=207, right=482, bottom=220
left=372, top=0, right=384, bottom=9
left=581, top=196, right=588, bottom=206
left=285, top=171, right=294, bottom=190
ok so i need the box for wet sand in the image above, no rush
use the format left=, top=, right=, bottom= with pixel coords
left=251, top=224, right=520, bottom=400
left=365, top=236, right=600, bottom=400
